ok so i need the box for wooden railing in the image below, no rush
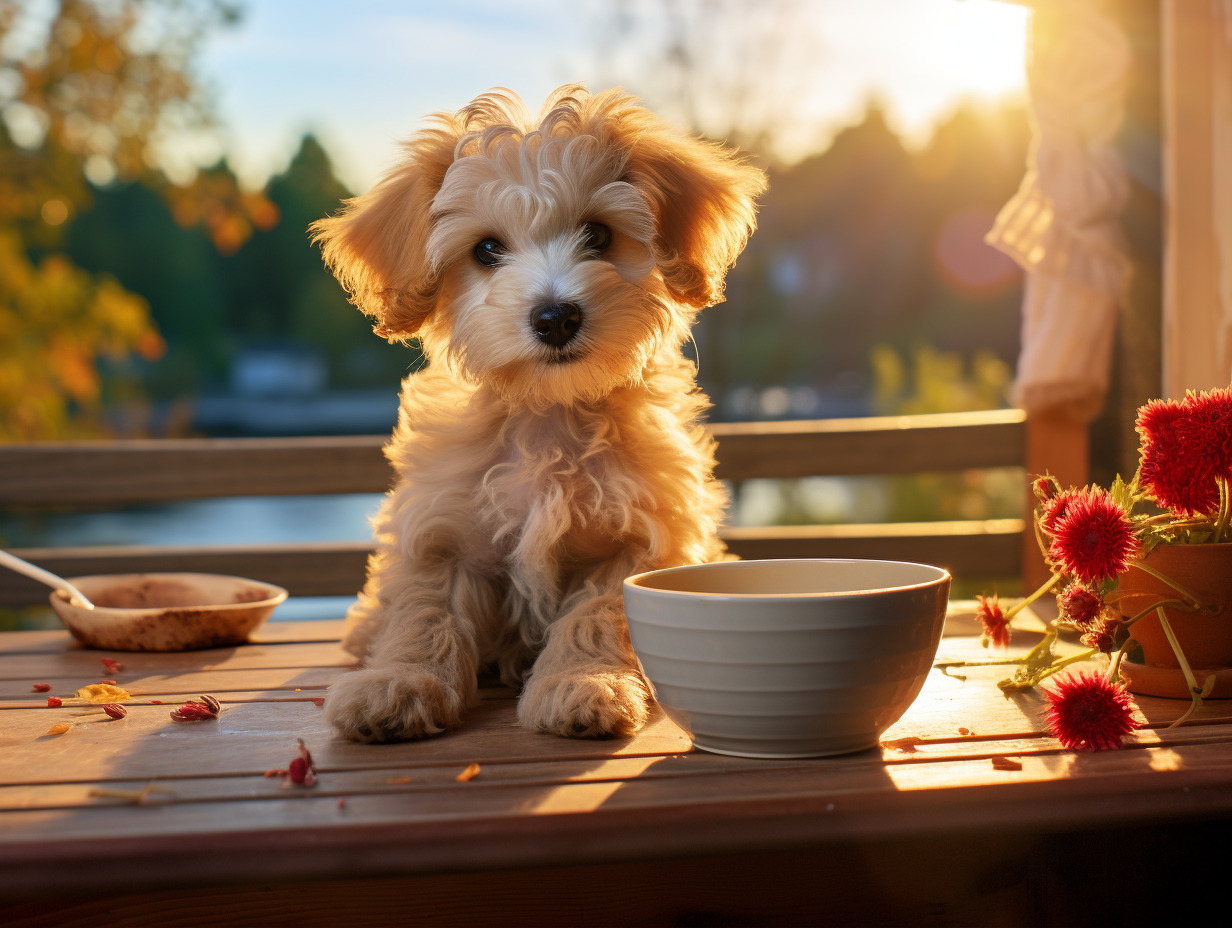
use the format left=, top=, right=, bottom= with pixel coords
left=0, top=409, right=1028, bottom=606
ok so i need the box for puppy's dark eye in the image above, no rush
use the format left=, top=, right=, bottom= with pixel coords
left=582, top=222, right=612, bottom=254
left=474, top=238, right=507, bottom=267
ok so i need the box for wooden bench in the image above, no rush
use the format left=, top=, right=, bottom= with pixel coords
left=0, top=409, right=1033, bottom=607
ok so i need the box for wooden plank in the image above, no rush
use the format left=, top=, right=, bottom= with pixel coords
left=0, top=620, right=348, bottom=655
left=0, top=667, right=344, bottom=701
left=5, top=708, right=1231, bottom=812
left=722, top=519, right=1024, bottom=578
left=3, top=735, right=1232, bottom=892
left=0, top=542, right=373, bottom=605
left=6, top=722, right=1232, bottom=844
left=710, top=409, right=1025, bottom=481
left=0, top=636, right=1206, bottom=787
left=0, top=518, right=1024, bottom=606
left=3, top=618, right=1232, bottom=904
left=0, top=411, right=1025, bottom=509
left=0, top=435, right=392, bottom=505
left=0, top=640, right=355, bottom=679
left=0, top=698, right=693, bottom=786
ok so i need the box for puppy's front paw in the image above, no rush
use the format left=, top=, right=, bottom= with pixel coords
left=518, top=670, right=651, bottom=738
left=325, top=665, right=465, bottom=743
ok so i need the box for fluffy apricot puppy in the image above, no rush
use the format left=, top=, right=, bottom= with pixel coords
left=312, top=84, right=765, bottom=742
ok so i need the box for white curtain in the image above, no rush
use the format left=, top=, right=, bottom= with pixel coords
left=986, top=0, right=1132, bottom=421
left=1162, top=0, right=1232, bottom=396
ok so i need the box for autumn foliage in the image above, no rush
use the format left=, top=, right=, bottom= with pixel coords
left=0, top=0, right=274, bottom=438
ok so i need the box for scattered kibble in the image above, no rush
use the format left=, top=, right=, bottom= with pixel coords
left=881, top=737, right=925, bottom=753
left=102, top=704, right=128, bottom=720
left=990, top=755, right=1023, bottom=771
left=958, top=727, right=971, bottom=736
left=47, top=697, right=62, bottom=708
left=32, top=683, right=51, bottom=693
left=312, top=698, right=325, bottom=707
left=47, top=722, right=71, bottom=735
left=455, top=763, right=481, bottom=783
left=75, top=683, right=131, bottom=704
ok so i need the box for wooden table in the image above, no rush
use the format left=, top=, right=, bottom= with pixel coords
left=3, top=606, right=1230, bottom=927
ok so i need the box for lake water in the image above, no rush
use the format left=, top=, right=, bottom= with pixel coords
left=3, top=472, right=996, bottom=629
left=1, top=494, right=385, bottom=627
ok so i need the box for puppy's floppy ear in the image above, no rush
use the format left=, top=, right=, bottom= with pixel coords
left=310, top=119, right=461, bottom=341
left=622, top=115, right=767, bottom=309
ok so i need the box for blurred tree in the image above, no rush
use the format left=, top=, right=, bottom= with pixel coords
left=593, top=0, right=817, bottom=159
left=0, top=229, right=160, bottom=439
left=63, top=174, right=231, bottom=397
left=704, top=100, right=1028, bottom=418
left=0, top=0, right=272, bottom=438
left=223, top=134, right=420, bottom=387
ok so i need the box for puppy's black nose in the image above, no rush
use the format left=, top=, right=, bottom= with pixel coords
left=530, top=302, right=583, bottom=347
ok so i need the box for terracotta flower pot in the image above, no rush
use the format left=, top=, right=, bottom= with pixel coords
left=1117, top=542, right=1232, bottom=698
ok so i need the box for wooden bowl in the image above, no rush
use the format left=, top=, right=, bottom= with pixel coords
left=49, top=572, right=288, bottom=651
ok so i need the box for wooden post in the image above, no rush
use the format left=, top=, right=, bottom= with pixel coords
left=1023, top=407, right=1090, bottom=593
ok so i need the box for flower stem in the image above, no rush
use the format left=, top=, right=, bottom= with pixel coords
left=935, top=657, right=1025, bottom=671
left=1131, top=562, right=1205, bottom=606
left=1213, top=476, right=1231, bottom=544
left=1108, top=636, right=1136, bottom=682
left=1029, top=648, right=1100, bottom=684
left=1154, top=606, right=1207, bottom=728
left=1006, top=572, right=1062, bottom=621
left=1118, top=598, right=1196, bottom=629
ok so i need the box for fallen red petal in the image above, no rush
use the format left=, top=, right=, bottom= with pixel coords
left=288, top=757, right=312, bottom=785
left=32, top=683, right=51, bottom=693
left=170, top=700, right=218, bottom=721
left=47, top=697, right=62, bottom=708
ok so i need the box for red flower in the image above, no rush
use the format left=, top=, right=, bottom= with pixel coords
left=1080, top=619, right=1118, bottom=654
left=1136, top=398, right=1221, bottom=516
left=1181, top=387, right=1232, bottom=476
left=1032, top=474, right=1061, bottom=503
left=975, top=594, right=1011, bottom=648
left=1058, top=584, right=1104, bottom=627
left=1044, top=670, right=1139, bottom=750
left=1038, top=488, right=1079, bottom=537
left=1048, top=488, right=1141, bottom=584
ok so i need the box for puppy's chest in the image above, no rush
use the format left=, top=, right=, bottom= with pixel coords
left=477, top=430, right=639, bottom=555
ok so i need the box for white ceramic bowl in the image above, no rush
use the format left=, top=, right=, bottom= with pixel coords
left=623, top=558, right=950, bottom=758
left=50, top=572, right=288, bottom=651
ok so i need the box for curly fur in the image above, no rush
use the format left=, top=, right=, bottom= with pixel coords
left=311, top=85, right=765, bottom=742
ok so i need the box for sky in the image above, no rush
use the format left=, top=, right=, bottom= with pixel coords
left=192, top=0, right=1030, bottom=194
